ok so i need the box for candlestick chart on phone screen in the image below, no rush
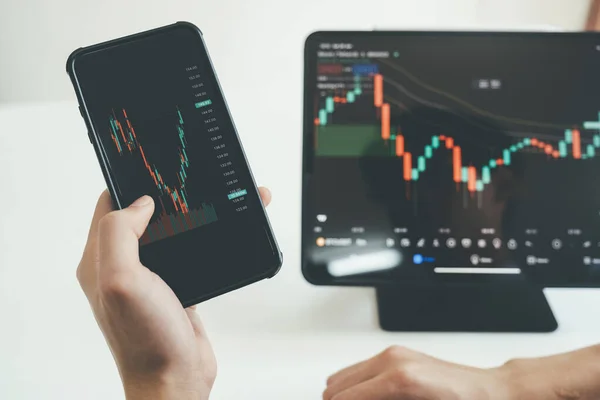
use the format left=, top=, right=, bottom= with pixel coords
left=108, top=106, right=218, bottom=245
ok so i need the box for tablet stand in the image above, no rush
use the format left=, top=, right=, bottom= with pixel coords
left=376, top=284, right=558, bottom=332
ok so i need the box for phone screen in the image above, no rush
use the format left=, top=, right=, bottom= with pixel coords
left=71, top=24, right=280, bottom=304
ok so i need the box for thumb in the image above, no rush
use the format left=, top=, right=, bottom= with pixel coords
left=98, top=195, right=155, bottom=274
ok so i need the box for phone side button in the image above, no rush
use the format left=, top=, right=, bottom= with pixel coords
left=79, top=107, right=92, bottom=143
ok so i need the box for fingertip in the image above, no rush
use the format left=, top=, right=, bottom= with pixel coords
left=129, top=195, right=154, bottom=208
left=258, top=186, right=272, bottom=206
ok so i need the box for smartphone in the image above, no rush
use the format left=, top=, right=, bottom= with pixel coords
left=67, top=22, right=282, bottom=306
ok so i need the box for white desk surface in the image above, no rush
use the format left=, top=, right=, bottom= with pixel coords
left=1, top=102, right=600, bottom=399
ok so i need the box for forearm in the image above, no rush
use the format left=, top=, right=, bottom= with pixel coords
left=122, top=372, right=211, bottom=400
left=124, top=382, right=209, bottom=400
left=499, top=344, right=600, bottom=400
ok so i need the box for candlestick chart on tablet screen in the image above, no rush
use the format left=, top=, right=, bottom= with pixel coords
left=304, top=33, right=600, bottom=285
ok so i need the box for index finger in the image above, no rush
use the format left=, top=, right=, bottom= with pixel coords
left=77, top=190, right=114, bottom=292
left=84, top=190, right=114, bottom=253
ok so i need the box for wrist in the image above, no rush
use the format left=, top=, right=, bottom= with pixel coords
left=493, top=358, right=563, bottom=400
left=122, top=371, right=212, bottom=400
left=490, top=360, right=530, bottom=400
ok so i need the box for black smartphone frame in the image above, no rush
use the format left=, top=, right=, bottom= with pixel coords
left=67, top=21, right=282, bottom=306
left=301, top=30, right=600, bottom=290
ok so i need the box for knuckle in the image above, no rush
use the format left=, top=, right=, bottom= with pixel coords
left=76, top=259, right=95, bottom=290
left=76, top=264, right=84, bottom=284
left=387, top=364, right=418, bottom=393
left=330, top=392, right=352, bottom=400
left=322, top=386, right=336, bottom=400
left=503, top=357, right=523, bottom=368
left=390, top=364, right=411, bottom=383
left=381, top=345, right=406, bottom=361
left=327, top=392, right=345, bottom=400
left=98, top=274, right=133, bottom=300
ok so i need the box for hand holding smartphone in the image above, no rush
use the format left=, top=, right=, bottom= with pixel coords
left=67, top=22, right=282, bottom=306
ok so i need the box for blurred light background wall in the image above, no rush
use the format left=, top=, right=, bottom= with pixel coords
left=0, top=0, right=592, bottom=104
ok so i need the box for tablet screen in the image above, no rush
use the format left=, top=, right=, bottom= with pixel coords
left=302, top=32, right=600, bottom=286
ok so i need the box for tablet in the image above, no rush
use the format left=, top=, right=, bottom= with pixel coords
left=302, top=31, right=600, bottom=287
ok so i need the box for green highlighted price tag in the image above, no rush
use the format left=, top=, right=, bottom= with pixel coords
left=195, top=99, right=212, bottom=108
left=228, top=189, right=247, bottom=200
